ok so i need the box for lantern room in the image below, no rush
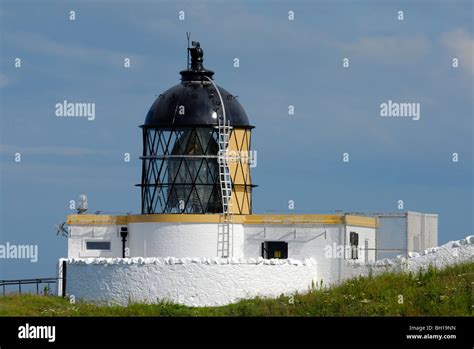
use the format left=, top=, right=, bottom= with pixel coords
left=137, top=42, right=254, bottom=215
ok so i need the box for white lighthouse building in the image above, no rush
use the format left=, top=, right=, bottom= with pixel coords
left=58, top=42, right=434, bottom=307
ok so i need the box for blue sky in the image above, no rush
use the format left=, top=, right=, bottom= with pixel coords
left=0, top=0, right=472, bottom=279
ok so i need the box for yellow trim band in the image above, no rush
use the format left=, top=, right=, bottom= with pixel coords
left=67, top=213, right=378, bottom=228
left=344, top=215, right=379, bottom=229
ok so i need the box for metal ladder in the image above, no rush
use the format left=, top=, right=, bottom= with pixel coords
left=217, top=117, right=234, bottom=258
left=205, top=76, right=234, bottom=258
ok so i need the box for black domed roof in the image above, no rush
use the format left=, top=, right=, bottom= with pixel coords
left=145, top=83, right=252, bottom=128
left=143, top=42, right=253, bottom=129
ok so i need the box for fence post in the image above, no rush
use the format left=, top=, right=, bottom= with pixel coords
left=61, top=260, right=67, bottom=298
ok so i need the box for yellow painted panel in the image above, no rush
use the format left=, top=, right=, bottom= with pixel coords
left=67, top=213, right=378, bottom=229
left=344, top=215, right=379, bottom=228
left=227, top=129, right=250, bottom=185
left=244, top=214, right=344, bottom=225
left=67, top=213, right=246, bottom=225
left=231, top=187, right=250, bottom=215
left=66, top=214, right=128, bottom=226
left=227, top=129, right=252, bottom=214
left=126, top=214, right=245, bottom=223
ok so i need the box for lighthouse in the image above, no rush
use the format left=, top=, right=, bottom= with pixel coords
left=61, top=42, right=383, bottom=307
left=139, top=41, right=254, bottom=217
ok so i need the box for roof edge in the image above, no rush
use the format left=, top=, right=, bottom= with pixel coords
left=67, top=213, right=378, bottom=229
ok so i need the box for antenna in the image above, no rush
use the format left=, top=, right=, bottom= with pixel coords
left=186, top=32, right=191, bottom=70
left=55, top=221, right=68, bottom=237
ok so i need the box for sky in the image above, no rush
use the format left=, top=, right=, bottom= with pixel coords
left=0, top=0, right=472, bottom=279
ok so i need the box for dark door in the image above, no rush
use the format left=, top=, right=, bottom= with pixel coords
left=261, top=241, right=288, bottom=259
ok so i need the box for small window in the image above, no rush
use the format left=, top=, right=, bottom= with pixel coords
left=349, top=232, right=359, bottom=259
left=261, top=241, right=288, bottom=259
left=86, top=241, right=111, bottom=250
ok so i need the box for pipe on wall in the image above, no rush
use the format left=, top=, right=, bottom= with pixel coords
left=120, top=227, right=128, bottom=258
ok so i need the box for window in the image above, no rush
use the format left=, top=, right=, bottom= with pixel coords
left=86, top=241, right=111, bottom=250
left=261, top=241, right=288, bottom=259
left=349, top=232, right=359, bottom=259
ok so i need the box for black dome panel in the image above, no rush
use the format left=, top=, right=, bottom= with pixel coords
left=144, top=82, right=252, bottom=128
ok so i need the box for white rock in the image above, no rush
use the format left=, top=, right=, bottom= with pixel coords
left=452, top=241, right=461, bottom=248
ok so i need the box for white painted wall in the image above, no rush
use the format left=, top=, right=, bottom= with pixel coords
left=68, top=222, right=376, bottom=286
left=243, top=224, right=376, bottom=286
left=407, top=212, right=438, bottom=253
left=375, top=212, right=438, bottom=259
left=68, top=222, right=244, bottom=259
left=68, top=225, right=125, bottom=258
left=61, top=257, right=317, bottom=307
left=341, top=235, right=474, bottom=281
left=345, top=226, right=376, bottom=263
left=375, top=214, right=407, bottom=260
left=68, top=220, right=376, bottom=289
left=128, top=222, right=245, bottom=258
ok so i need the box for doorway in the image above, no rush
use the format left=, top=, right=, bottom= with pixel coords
left=261, top=241, right=288, bottom=259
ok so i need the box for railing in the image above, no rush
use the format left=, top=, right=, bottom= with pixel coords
left=0, top=278, right=60, bottom=296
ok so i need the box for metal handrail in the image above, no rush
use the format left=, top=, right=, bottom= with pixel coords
left=0, top=277, right=60, bottom=295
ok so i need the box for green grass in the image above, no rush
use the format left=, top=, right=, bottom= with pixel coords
left=1, top=262, right=473, bottom=316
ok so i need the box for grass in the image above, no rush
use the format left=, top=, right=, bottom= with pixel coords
left=0, top=262, right=473, bottom=316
